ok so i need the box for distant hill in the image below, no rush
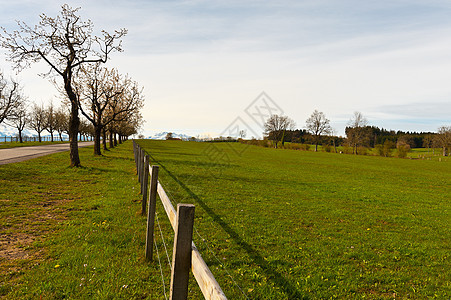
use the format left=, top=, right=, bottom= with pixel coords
left=147, top=132, right=192, bottom=140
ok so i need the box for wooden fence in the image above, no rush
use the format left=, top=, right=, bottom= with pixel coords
left=133, top=140, right=227, bottom=300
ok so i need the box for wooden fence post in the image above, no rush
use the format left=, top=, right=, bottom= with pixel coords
left=146, top=165, right=159, bottom=260
left=141, top=155, right=149, bottom=215
left=133, top=141, right=138, bottom=173
left=140, top=149, right=145, bottom=194
left=138, top=147, right=143, bottom=183
left=136, top=143, right=140, bottom=176
left=170, top=204, right=195, bottom=300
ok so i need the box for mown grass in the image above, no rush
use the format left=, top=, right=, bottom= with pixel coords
left=137, top=140, right=450, bottom=299
left=0, top=141, right=196, bottom=299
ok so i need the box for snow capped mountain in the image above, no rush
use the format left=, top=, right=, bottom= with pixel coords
left=147, top=132, right=192, bottom=140
left=0, top=124, right=17, bottom=137
left=0, top=124, right=40, bottom=138
left=0, top=124, right=35, bottom=137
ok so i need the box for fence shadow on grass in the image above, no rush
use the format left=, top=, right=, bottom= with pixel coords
left=147, top=152, right=307, bottom=299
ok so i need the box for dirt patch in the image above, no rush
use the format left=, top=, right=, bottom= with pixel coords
left=0, top=194, right=71, bottom=264
left=0, top=234, right=35, bottom=260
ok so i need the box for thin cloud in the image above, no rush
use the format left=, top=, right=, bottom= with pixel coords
left=1, top=1, right=451, bottom=136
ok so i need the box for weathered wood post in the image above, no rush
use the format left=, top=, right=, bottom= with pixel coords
left=141, top=155, right=150, bottom=215
left=133, top=141, right=138, bottom=173
left=138, top=147, right=143, bottom=183
left=135, top=142, right=139, bottom=174
left=140, top=149, right=146, bottom=194
left=170, top=204, right=195, bottom=300
left=145, top=165, right=159, bottom=260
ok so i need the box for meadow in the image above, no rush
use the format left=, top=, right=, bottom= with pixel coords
left=138, top=140, right=450, bottom=299
left=0, top=142, right=180, bottom=299
left=0, top=140, right=449, bottom=299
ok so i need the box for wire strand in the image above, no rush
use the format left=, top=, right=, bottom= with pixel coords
left=154, top=232, right=168, bottom=300
left=156, top=212, right=172, bottom=269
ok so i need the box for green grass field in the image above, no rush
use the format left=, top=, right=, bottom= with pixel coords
left=0, top=142, right=182, bottom=299
left=0, top=140, right=449, bottom=299
left=137, top=140, right=450, bottom=299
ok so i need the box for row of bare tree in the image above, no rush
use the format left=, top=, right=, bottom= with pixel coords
left=0, top=91, right=139, bottom=148
left=1, top=5, right=142, bottom=166
left=264, top=111, right=451, bottom=156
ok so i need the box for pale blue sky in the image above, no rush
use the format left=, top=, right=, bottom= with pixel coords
left=1, top=0, right=450, bottom=137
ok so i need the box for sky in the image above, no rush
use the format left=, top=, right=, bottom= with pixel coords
left=1, top=0, right=451, bottom=138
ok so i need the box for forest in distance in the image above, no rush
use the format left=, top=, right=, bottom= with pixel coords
left=203, top=111, right=451, bottom=158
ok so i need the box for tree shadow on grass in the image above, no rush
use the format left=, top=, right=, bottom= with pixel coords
left=148, top=153, right=307, bottom=299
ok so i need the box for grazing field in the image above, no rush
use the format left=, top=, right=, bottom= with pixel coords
left=137, top=140, right=450, bottom=299
left=0, top=140, right=449, bottom=299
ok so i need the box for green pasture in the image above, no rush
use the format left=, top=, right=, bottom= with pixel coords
left=138, top=140, right=450, bottom=299
left=0, top=140, right=449, bottom=299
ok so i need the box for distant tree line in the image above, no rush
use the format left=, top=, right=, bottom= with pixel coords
left=259, top=110, right=451, bottom=157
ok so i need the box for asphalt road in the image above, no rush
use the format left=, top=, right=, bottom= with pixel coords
left=0, top=142, right=94, bottom=165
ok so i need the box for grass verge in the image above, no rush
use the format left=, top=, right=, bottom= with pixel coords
left=0, top=141, right=69, bottom=149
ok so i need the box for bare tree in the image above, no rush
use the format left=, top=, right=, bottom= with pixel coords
left=7, top=102, right=28, bottom=143
left=345, top=111, right=371, bottom=154
left=423, top=134, right=433, bottom=153
left=328, top=128, right=339, bottom=153
left=77, top=66, right=144, bottom=155
left=264, top=114, right=296, bottom=148
left=29, top=104, right=46, bottom=142
left=103, top=73, right=144, bottom=148
left=79, top=119, right=94, bottom=141
left=54, top=107, right=69, bottom=141
left=1, top=5, right=127, bottom=166
left=434, top=126, right=451, bottom=156
left=45, top=101, right=57, bottom=142
left=305, top=110, right=332, bottom=152
left=116, top=113, right=142, bottom=142
left=0, top=73, right=21, bottom=125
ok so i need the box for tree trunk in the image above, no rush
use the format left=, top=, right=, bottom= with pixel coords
left=114, top=133, right=117, bottom=146
left=102, top=128, right=108, bottom=151
left=69, top=109, right=81, bottom=167
left=38, top=132, right=42, bottom=143
left=109, top=131, right=114, bottom=149
left=64, top=73, right=81, bottom=167
left=315, top=143, right=318, bottom=152
left=94, top=125, right=102, bottom=155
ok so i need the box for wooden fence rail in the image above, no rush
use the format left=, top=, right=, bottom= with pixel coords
left=133, top=140, right=227, bottom=300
